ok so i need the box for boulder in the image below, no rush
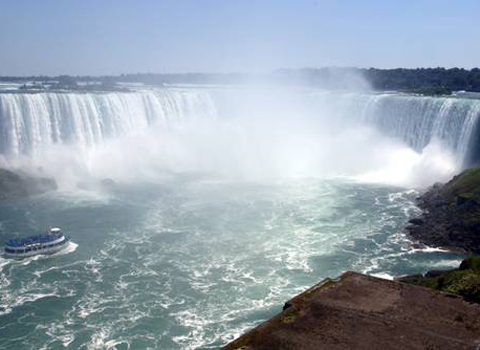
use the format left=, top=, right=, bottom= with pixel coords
left=408, top=218, right=424, bottom=225
left=0, top=168, right=57, bottom=200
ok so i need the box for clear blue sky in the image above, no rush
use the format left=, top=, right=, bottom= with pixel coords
left=0, top=0, right=478, bottom=76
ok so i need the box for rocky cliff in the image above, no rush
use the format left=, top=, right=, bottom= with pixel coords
left=407, top=167, right=480, bottom=254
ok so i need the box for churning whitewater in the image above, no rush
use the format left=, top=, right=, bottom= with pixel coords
left=0, top=86, right=479, bottom=349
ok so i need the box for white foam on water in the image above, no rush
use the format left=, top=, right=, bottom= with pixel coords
left=54, top=242, right=79, bottom=256
left=42, top=189, right=114, bottom=207
left=88, top=328, right=111, bottom=350
left=423, top=259, right=464, bottom=269
left=0, top=291, right=59, bottom=316
left=370, top=272, right=394, bottom=280
left=84, top=257, right=104, bottom=283
left=0, top=257, right=10, bottom=276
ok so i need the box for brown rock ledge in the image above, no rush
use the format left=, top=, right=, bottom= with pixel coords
left=223, top=272, right=480, bottom=350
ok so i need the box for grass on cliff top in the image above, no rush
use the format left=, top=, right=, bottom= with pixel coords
left=444, top=167, right=480, bottom=198
left=415, top=256, right=480, bottom=304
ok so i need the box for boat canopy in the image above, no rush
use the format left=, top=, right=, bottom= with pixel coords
left=6, top=233, right=63, bottom=247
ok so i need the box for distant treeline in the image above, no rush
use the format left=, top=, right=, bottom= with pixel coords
left=2, top=67, right=480, bottom=95
left=272, top=67, right=480, bottom=95
left=364, top=68, right=480, bottom=95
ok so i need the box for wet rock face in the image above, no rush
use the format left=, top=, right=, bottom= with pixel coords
left=0, top=168, right=57, bottom=200
left=406, top=168, right=480, bottom=254
left=408, top=218, right=424, bottom=225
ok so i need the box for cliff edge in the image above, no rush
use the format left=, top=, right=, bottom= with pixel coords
left=222, top=272, right=480, bottom=350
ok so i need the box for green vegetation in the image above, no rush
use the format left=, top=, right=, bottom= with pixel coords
left=275, top=67, right=480, bottom=95
left=364, top=67, right=480, bottom=95
left=437, top=168, right=480, bottom=231
left=443, top=168, right=480, bottom=198
left=401, top=256, right=480, bottom=304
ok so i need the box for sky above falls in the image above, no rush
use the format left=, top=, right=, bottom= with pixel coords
left=0, top=0, right=479, bottom=76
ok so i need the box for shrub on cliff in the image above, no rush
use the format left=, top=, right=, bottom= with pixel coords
left=399, top=256, right=480, bottom=304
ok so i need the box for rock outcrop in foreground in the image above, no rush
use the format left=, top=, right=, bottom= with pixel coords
left=407, top=167, right=480, bottom=254
left=0, top=168, right=57, bottom=200
left=223, top=272, right=480, bottom=350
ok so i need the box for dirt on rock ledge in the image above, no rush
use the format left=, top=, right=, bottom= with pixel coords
left=223, top=272, right=480, bottom=350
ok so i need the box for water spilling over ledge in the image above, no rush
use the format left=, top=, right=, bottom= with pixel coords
left=0, top=89, right=216, bottom=156
left=0, top=88, right=479, bottom=177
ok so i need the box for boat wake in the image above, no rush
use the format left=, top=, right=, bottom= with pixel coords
left=54, top=241, right=79, bottom=257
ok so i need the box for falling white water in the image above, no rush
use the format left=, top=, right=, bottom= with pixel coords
left=0, top=89, right=217, bottom=157
left=0, top=87, right=479, bottom=187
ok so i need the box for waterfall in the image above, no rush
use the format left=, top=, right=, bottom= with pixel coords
left=362, top=94, right=480, bottom=165
left=0, top=89, right=217, bottom=157
left=306, top=91, right=480, bottom=166
left=1, top=87, right=480, bottom=173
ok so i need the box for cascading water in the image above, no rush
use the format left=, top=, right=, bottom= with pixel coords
left=305, top=91, right=480, bottom=167
left=0, top=89, right=217, bottom=157
left=362, top=94, right=480, bottom=166
left=1, top=88, right=479, bottom=174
